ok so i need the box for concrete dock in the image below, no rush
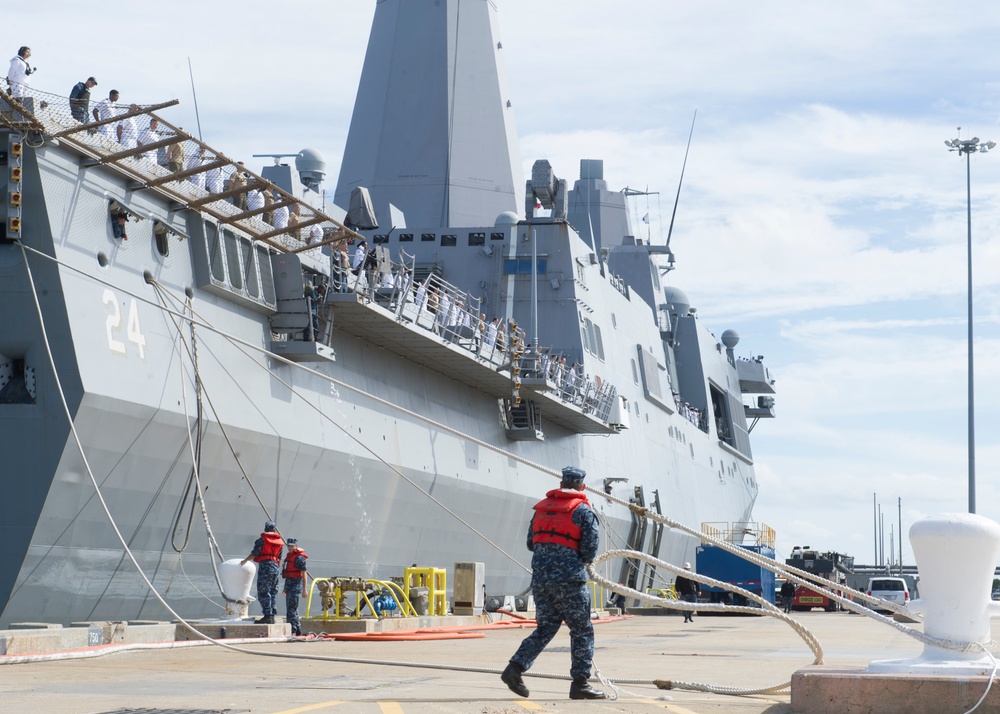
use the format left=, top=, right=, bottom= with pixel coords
left=2, top=610, right=990, bottom=714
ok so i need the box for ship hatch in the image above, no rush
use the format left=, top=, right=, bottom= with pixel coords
left=0, top=358, right=35, bottom=404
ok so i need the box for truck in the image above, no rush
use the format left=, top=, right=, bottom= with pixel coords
left=785, top=547, right=854, bottom=612
left=695, top=522, right=776, bottom=607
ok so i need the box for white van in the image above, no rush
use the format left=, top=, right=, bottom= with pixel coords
left=866, top=577, right=910, bottom=611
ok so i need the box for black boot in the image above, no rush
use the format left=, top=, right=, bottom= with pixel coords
left=253, top=616, right=268, bottom=624
left=501, top=661, right=529, bottom=698
left=260, top=615, right=275, bottom=625
left=569, top=679, right=606, bottom=700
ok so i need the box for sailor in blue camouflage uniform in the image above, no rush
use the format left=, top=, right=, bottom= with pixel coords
left=281, top=538, right=309, bottom=636
left=501, top=466, right=606, bottom=700
left=241, top=520, right=284, bottom=625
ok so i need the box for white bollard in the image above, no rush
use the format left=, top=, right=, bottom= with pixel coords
left=868, top=513, right=1000, bottom=675
left=219, top=559, right=257, bottom=620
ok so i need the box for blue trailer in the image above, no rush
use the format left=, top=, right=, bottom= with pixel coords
left=695, top=543, right=777, bottom=606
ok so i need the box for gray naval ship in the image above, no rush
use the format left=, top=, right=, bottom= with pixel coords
left=0, top=0, right=776, bottom=626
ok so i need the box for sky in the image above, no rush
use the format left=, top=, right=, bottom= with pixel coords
left=10, top=0, right=1000, bottom=568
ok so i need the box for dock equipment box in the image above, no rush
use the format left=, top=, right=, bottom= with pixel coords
left=695, top=544, right=776, bottom=606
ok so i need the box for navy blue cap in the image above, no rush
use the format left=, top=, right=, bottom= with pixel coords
left=561, top=466, right=586, bottom=484
left=286, top=538, right=298, bottom=546
left=264, top=520, right=277, bottom=532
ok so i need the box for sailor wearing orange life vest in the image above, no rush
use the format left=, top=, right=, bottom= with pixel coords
left=281, top=538, right=309, bottom=636
left=241, top=520, right=284, bottom=625
left=501, top=466, right=606, bottom=700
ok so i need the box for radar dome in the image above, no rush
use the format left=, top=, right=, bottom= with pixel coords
left=662, top=286, right=691, bottom=317
left=295, top=148, right=326, bottom=191
left=721, top=329, right=740, bottom=350
left=495, top=210, right=519, bottom=226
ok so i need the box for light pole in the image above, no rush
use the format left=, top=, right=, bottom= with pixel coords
left=944, top=131, right=996, bottom=514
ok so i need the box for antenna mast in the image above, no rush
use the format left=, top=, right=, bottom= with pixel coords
left=666, top=109, right=697, bottom=250
left=188, top=58, right=203, bottom=141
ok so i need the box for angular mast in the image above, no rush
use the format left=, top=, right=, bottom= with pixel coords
left=335, top=0, right=523, bottom=228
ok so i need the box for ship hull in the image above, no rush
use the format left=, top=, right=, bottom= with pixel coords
left=0, top=1, right=765, bottom=626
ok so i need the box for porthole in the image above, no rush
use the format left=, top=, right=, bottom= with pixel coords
left=153, top=221, right=170, bottom=257
left=97, top=251, right=109, bottom=267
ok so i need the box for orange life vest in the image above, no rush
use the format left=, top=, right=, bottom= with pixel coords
left=531, top=489, right=590, bottom=550
left=282, top=549, right=308, bottom=579
left=253, top=531, right=284, bottom=563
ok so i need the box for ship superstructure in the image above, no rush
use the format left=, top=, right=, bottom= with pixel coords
left=0, top=0, right=775, bottom=626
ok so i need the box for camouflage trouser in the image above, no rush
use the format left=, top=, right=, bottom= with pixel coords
left=682, top=593, right=697, bottom=620
left=256, top=561, right=280, bottom=616
left=284, top=578, right=303, bottom=631
left=510, top=582, right=594, bottom=680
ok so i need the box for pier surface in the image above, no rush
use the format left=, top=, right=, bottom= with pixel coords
left=3, top=610, right=986, bottom=713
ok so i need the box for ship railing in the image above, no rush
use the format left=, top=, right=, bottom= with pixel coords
left=675, top=397, right=705, bottom=431
left=330, top=244, right=618, bottom=422
left=387, top=262, right=526, bottom=365
left=0, top=83, right=358, bottom=255
left=519, top=349, right=617, bottom=422
left=700, top=521, right=776, bottom=549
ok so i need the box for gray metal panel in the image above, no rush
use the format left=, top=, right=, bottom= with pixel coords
left=0, top=144, right=81, bottom=618
left=335, top=0, right=522, bottom=227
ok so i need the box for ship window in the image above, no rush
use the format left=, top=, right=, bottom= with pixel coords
left=153, top=221, right=170, bottom=257
left=611, top=313, right=617, bottom=328
left=223, top=229, right=242, bottom=289
left=468, top=232, right=485, bottom=246
left=491, top=231, right=505, bottom=241
left=581, top=318, right=602, bottom=360
left=575, top=260, right=587, bottom=285
left=441, top=234, right=457, bottom=247
left=240, top=237, right=259, bottom=298
left=631, top=358, right=639, bottom=384
left=107, top=200, right=130, bottom=241
left=504, top=258, right=547, bottom=275
left=256, top=244, right=275, bottom=304
left=206, top=222, right=225, bottom=282
left=421, top=233, right=436, bottom=242
left=373, top=234, right=389, bottom=244
left=399, top=233, right=414, bottom=242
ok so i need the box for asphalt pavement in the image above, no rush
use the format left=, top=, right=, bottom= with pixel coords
left=1, top=609, right=942, bottom=714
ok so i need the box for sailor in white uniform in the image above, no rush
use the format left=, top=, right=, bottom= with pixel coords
left=137, top=118, right=160, bottom=164
left=6, top=47, right=32, bottom=99
left=93, top=90, right=120, bottom=139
